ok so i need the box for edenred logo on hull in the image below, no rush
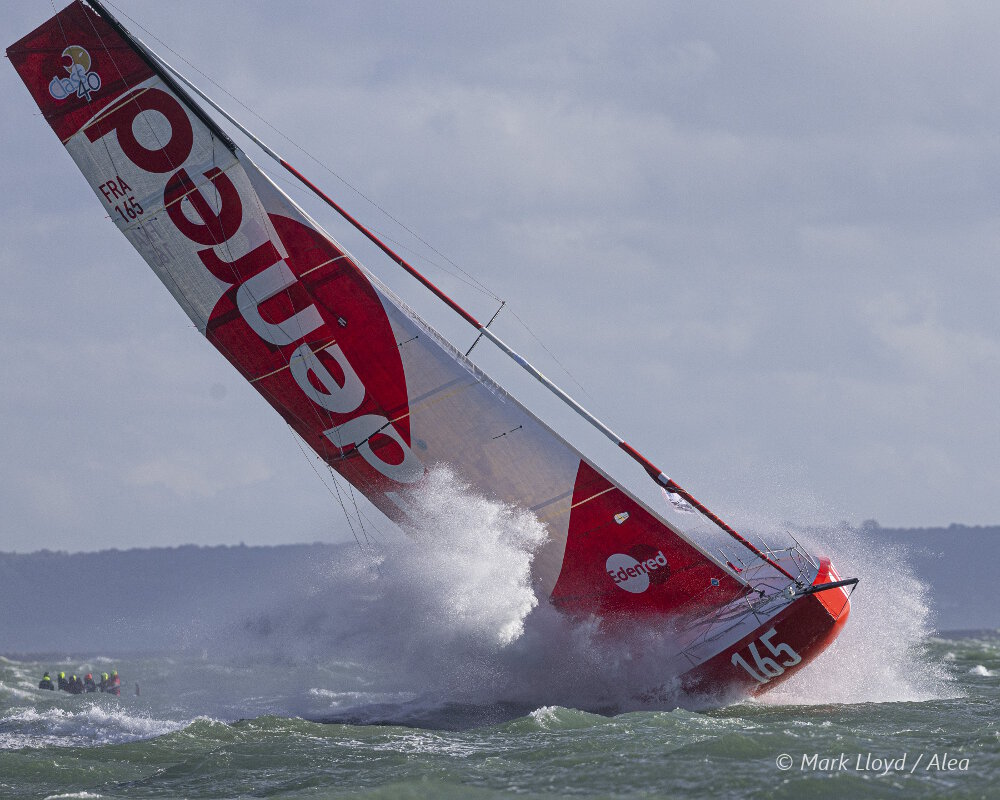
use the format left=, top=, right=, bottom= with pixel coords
left=606, top=551, right=668, bottom=594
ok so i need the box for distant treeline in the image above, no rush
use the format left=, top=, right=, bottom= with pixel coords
left=1, top=527, right=997, bottom=655
left=862, top=520, right=1000, bottom=536
left=0, top=542, right=347, bottom=655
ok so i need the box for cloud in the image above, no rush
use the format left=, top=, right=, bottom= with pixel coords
left=126, top=452, right=273, bottom=499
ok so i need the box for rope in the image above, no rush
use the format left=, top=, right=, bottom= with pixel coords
left=288, top=426, right=364, bottom=548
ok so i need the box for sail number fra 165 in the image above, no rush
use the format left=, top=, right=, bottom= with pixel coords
left=731, top=627, right=802, bottom=684
left=98, top=175, right=143, bottom=223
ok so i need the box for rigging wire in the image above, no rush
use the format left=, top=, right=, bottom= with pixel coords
left=505, top=306, right=597, bottom=405
left=49, top=0, right=68, bottom=43
left=329, top=466, right=394, bottom=546
left=264, top=169, right=504, bottom=298
left=287, top=425, right=382, bottom=555
left=100, top=0, right=596, bottom=404
left=102, top=0, right=500, bottom=306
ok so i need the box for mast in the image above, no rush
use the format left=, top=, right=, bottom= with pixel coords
left=82, top=0, right=796, bottom=583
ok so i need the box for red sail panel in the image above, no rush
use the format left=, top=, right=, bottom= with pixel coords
left=550, top=462, right=746, bottom=618
left=8, top=1, right=746, bottom=617
left=7, top=1, right=152, bottom=142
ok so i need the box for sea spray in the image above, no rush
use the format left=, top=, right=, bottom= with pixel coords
left=201, top=467, right=550, bottom=703
left=185, top=473, right=957, bottom=721
left=190, top=467, right=713, bottom=719
left=375, top=465, right=548, bottom=649
left=762, top=522, right=955, bottom=705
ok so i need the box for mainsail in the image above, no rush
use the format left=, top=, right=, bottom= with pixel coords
left=9, top=1, right=767, bottom=620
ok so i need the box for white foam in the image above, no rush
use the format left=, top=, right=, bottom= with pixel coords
left=0, top=681, right=38, bottom=700
left=44, top=794, right=104, bottom=799
left=529, top=706, right=561, bottom=728
left=968, top=665, right=996, bottom=677
left=377, top=465, right=548, bottom=648
left=369, top=731, right=481, bottom=758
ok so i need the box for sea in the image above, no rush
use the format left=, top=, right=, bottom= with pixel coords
left=1, top=475, right=998, bottom=799
left=0, top=630, right=997, bottom=799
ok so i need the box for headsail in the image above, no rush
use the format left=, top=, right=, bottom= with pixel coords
left=9, top=1, right=752, bottom=618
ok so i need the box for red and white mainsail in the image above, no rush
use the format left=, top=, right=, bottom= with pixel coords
left=9, top=1, right=768, bottom=622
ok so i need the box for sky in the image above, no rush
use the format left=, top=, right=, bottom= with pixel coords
left=2, top=1, right=999, bottom=553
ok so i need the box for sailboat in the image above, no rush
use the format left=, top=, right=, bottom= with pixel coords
left=9, top=1, right=856, bottom=702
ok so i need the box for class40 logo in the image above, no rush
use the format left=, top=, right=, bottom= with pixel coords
left=48, top=45, right=101, bottom=102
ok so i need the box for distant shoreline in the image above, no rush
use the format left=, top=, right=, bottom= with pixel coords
left=2, top=525, right=998, bottom=652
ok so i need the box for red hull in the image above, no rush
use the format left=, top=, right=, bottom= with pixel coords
left=680, top=557, right=852, bottom=700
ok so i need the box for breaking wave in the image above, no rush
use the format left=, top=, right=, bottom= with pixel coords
left=0, top=703, right=189, bottom=749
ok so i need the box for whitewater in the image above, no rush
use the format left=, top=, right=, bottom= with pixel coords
left=2, top=471, right=997, bottom=798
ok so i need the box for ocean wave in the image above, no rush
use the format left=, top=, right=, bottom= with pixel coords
left=0, top=680, right=38, bottom=700
left=524, top=705, right=609, bottom=731
left=0, top=703, right=189, bottom=750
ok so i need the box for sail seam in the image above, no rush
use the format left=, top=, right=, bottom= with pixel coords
left=529, top=489, right=573, bottom=514
left=527, top=485, right=619, bottom=525
left=299, top=255, right=349, bottom=278
left=382, top=382, right=478, bottom=430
